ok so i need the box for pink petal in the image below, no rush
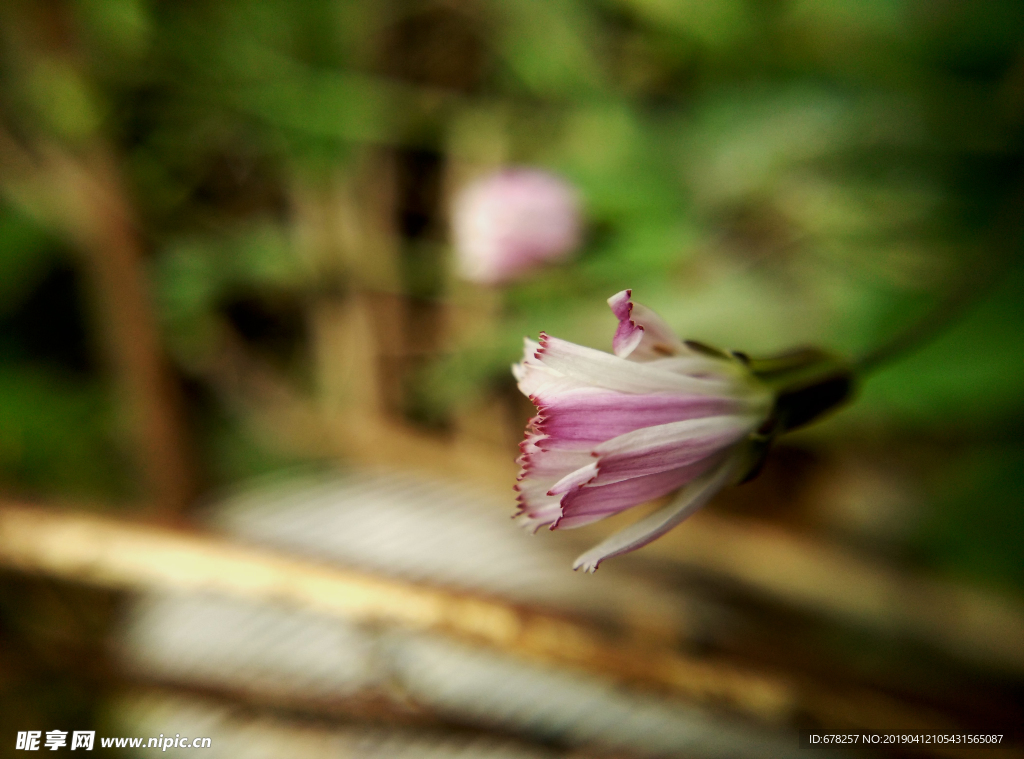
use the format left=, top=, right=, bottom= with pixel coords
left=513, top=495, right=562, bottom=533
left=589, top=415, right=755, bottom=485
left=514, top=467, right=567, bottom=527
left=572, top=452, right=744, bottom=572
left=515, top=432, right=593, bottom=530
left=516, top=434, right=593, bottom=478
left=607, top=290, right=645, bottom=358
left=608, top=289, right=687, bottom=361
left=532, top=390, right=741, bottom=449
left=555, top=456, right=720, bottom=529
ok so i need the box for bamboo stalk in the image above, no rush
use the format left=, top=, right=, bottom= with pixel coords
left=0, top=502, right=795, bottom=722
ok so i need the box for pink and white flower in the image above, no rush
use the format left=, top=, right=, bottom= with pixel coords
left=451, top=169, right=582, bottom=285
left=513, top=290, right=773, bottom=571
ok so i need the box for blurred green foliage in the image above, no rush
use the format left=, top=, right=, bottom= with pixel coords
left=0, top=0, right=1021, bottom=587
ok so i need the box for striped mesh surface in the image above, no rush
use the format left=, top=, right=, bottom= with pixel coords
left=115, top=469, right=809, bottom=758
left=117, top=690, right=561, bottom=759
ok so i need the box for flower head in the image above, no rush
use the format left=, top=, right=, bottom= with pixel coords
left=451, top=169, right=582, bottom=285
left=512, top=290, right=774, bottom=571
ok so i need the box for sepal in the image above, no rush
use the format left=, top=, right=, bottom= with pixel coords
left=747, top=347, right=855, bottom=434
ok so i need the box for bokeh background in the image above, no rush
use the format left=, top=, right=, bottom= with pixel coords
left=0, top=0, right=1022, bottom=757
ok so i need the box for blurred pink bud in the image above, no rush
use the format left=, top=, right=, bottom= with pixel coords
left=513, top=290, right=773, bottom=571
left=451, top=169, right=582, bottom=285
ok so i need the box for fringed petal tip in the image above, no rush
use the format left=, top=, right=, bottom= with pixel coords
left=534, top=331, right=552, bottom=359
left=513, top=511, right=558, bottom=534
left=608, top=290, right=645, bottom=359
left=607, top=288, right=688, bottom=361
left=572, top=555, right=602, bottom=573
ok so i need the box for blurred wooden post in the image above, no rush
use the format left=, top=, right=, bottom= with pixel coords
left=74, top=150, right=196, bottom=516
left=442, top=105, right=519, bottom=451
left=295, top=152, right=406, bottom=421
left=0, top=2, right=195, bottom=516
left=0, top=132, right=195, bottom=516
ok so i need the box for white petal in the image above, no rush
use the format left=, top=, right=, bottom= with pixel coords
left=547, top=461, right=599, bottom=495
left=514, top=501, right=562, bottom=533
left=518, top=435, right=594, bottom=476
left=536, top=334, right=743, bottom=397
left=514, top=339, right=610, bottom=399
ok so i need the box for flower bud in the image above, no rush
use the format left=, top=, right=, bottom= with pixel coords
left=513, top=290, right=854, bottom=571
left=451, top=169, right=582, bottom=285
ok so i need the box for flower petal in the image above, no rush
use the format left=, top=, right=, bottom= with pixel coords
left=517, top=434, right=593, bottom=477
left=590, top=415, right=756, bottom=485
left=533, top=390, right=743, bottom=449
left=547, top=461, right=599, bottom=495
left=608, top=289, right=688, bottom=361
left=513, top=339, right=599, bottom=399
left=555, top=456, right=720, bottom=529
left=536, top=334, right=741, bottom=397
left=515, top=432, right=594, bottom=531
left=513, top=494, right=562, bottom=533
left=514, top=476, right=568, bottom=525
left=572, top=452, right=744, bottom=572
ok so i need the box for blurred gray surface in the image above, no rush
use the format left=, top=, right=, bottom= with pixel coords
left=118, top=691, right=560, bottom=759
left=208, top=469, right=691, bottom=628
left=115, top=469, right=813, bottom=758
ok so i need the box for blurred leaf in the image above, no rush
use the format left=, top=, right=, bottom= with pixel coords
left=0, top=368, right=125, bottom=498
left=0, top=208, right=59, bottom=316
left=849, top=265, right=1024, bottom=430
left=25, top=60, right=103, bottom=142
left=75, top=0, right=152, bottom=60
left=913, top=443, right=1024, bottom=593
left=232, top=59, right=422, bottom=146
left=156, top=224, right=304, bottom=363
left=493, top=0, right=606, bottom=97
left=786, top=0, right=907, bottom=37
left=611, top=0, right=751, bottom=48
